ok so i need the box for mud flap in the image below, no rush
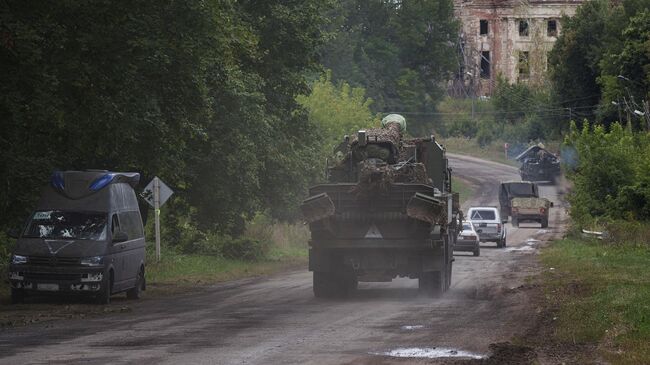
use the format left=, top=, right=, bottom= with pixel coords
left=406, top=193, right=445, bottom=224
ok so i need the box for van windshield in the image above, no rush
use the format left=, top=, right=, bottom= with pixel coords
left=24, top=210, right=107, bottom=240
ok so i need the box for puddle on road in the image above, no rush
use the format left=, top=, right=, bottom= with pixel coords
left=372, top=347, right=485, bottom=360
left=505, top=246, right=536, bottom=252
left=525, top=238, right=541, bottom=245
left=400, top=325, right=425, bottom=330
left=536, top=229, right=550, bottom=234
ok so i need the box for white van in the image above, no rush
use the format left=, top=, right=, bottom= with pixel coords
left=467, top=206, right=507, bottom=248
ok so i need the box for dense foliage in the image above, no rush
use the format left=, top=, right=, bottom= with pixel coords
left=320, top=0, right=458, bottom=133
left=564, top=122, right=650, bottom=225
left=297, top=71, right=379, bottom=158
left=549, top=0, right=650, bottom=127
left=436, top=77, right=559, bottom=146
left=0, top=1, right=329, bottom=240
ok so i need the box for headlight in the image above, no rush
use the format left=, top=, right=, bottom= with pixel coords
left=80, top=256, right=104, bottom=267
left=11, top=254, right=27, bottom=265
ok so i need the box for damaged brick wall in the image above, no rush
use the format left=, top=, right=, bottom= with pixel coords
left=454, top=0, right=583, bottom=96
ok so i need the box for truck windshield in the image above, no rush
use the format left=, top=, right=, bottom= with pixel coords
left=24, top=211, right=107, bottom=240
left=506, top=183, right=536, bottom=197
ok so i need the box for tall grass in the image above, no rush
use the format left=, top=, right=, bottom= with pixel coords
left=541, top=236, right=650, bottom=364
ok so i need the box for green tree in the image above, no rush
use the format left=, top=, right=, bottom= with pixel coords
left=320, top=0, right=458, bottom=126
left=0, top=0, right=328, bottom=238
left=297, top=71, right=379, bottom=158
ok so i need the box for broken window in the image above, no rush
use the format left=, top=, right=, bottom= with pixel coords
left=480, top=51, right=490, bottom=78
left=547, top=19, right=557, bottom=37
left=518, top=51, right=530, bottom=79
left=518, top=20, right=529, bottom=37
left=480, top=20, right=488, bottom=35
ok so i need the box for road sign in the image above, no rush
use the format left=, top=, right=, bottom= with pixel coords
left=142, top=177, right=173, bottom=208
left=142, top=177, right=173, bottom=262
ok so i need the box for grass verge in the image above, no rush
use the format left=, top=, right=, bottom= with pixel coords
left=452, top=176, right=473, bottom=206
left=540, top=237, right=650, bottom=364
left=145, top=245, right=307, bottom=295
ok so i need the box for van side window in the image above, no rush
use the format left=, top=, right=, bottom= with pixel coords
left=111, top=214, right=120, bottom=236
left=118, top=211, right=144, bottom=239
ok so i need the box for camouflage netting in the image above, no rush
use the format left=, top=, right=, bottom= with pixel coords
left=353, top=160, right=395, bottom=197
left=352, top=160, right=429, bottom=198
left=392, top=163, right=428, bottom=184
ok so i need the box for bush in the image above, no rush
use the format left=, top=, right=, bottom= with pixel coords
left=604, top=220, right=650, bottom=247
left=476, top=124, right=494, bottom=147
left=221, top=237, right=269, bottom=261
left=565, top=122, right=650, bottom=226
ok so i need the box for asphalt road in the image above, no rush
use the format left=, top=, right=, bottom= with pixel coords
left=0, top=154, right=569, bottom=365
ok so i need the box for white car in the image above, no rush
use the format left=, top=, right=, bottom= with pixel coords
left=454, top=221, right=480, bottom=256
left=467, top=206, right=507, bottom=248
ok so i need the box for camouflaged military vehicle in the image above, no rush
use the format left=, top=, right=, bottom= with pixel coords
left=516, top=145, right=561, bottom=183
left=301, top=114, right=461, bottom=298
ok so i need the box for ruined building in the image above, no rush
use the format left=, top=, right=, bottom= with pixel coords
left=451, top=0, right=584, bottom=97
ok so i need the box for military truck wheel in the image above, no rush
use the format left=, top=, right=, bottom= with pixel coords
left=541, top=218, right=548, bottom=228
left=10, top=288, right=25, bottom=304
left=419, top=271, right=444, bottom=297
left=313, top=272, right=346, bottom=298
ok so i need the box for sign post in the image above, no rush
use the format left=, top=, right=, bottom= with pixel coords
left=142, top=177, right=173, bottom=262
left=504, top=142, right=510, bottom=160
left=154, top=178, right=161, bottom=262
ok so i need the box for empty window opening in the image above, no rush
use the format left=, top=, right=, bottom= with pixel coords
left=480, top=51, right=490, bottom=78
left=518, top=51, right=530, bottom=79
left=547, top=20, right=557, bottom=37
left=519, top=20, right=529, bottom=37
left=480, top=20, right=488, bottom=35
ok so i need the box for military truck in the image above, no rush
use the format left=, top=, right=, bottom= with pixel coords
left=498, top=181, right=539, bottom=218
left=516, top=145, right=561, bottom=183
left=511, top=197, right=552, bottom=228
left=301, top=114, right=461, bottom=298
left=499, top=181, right=553, bottom=227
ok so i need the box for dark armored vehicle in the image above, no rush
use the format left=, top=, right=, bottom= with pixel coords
left=516, top=145, right=561, bottom=182
left=301, top=115, right=461, bottom=298
left=8, top=170, right=146, bottom=304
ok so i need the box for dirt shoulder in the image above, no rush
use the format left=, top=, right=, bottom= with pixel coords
left=0, top=256, right=306, bottom=329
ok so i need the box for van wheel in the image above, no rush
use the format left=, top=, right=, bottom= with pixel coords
left=97, top=272, right=113, bottom=305
left=10, top=288, right=25, bottom=304
left=126, top=267, right=144, bottom=300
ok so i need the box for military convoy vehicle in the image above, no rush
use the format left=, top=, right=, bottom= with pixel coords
left=510, top=197, right=552, bottom=228
left=499, top=181, right=553, bottom=228
left=301, top=114, right=461, bottom=298
left=516, top=145, right=561, bottom=183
